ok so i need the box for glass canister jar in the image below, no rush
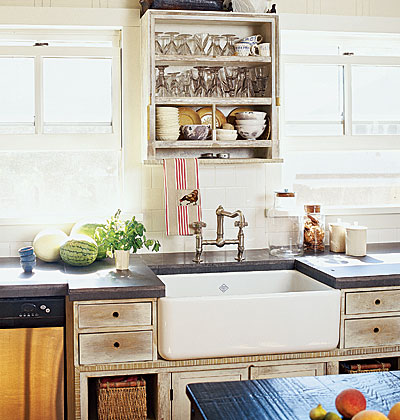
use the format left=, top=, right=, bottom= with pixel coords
left=267, top=190, right=303, bottom=256
left=304, top=204, right=325, bottom=253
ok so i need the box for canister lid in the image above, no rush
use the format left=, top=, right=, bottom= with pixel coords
left=304, top=204, right=321, bottom=213
left=275, top=189, right=295, bottom=198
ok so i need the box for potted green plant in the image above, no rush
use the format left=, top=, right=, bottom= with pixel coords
left=95, top=209, right=160, bottom=270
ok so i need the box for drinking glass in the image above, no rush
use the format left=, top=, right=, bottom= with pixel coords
left=167, top=72, right=180, bottom=97
left=221, top=34, right=236, bottom=56
left=155, top=65, right=169, bottom=97
left=194, top=33, right=209, bottom=56
left=155, top=32, right=164, bottom=55
left=194, top=66, right=208, bottom=97
left=207, top=67, right=224, bottom=97
left=164, top=32, right=179, bottom=55
left=207, top=35, right=223, bottom=57
left=178, top=34, right=192, bottom=56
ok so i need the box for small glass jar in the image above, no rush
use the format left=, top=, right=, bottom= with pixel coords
left=267, top=190, right=303, bottom=256
left=304, top=204, right=325, bottom=253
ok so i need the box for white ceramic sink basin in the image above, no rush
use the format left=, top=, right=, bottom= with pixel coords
left=158, top=270, right=340, bottom=360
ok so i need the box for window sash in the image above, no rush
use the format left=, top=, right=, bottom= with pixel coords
left=0, top=45, right=121, bottom=151
left=282, top=54, right=400, bottom=140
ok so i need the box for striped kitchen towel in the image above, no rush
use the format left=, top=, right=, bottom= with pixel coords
left=163, top=158, right=202, bottom=236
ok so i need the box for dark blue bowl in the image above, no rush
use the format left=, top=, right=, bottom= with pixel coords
left=21, top=260, right=36, bottom=273
left=18, top=246, right=34, bottom=257
left=20, top=254, right=36, bottom=263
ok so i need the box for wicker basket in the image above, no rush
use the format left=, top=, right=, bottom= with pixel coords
left=97, top=376, right=147, bottom=420
left=340, top=360, right=391, bottom=374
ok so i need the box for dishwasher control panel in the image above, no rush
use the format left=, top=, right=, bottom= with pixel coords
left=0, top=297, right=64, bottom=327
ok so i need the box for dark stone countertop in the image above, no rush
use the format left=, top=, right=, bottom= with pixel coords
left=0, top=256, right=164, bottom=300
left=1, top=243, right=400, bottom=299
left=296, top=243, right=400, bottom=289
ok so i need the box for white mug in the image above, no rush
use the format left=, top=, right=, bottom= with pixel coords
left=240, top=34, right=263, bottom=45
left=234, top=42, right=251, bottom=57
left=251, top=42, right=270, bottom=57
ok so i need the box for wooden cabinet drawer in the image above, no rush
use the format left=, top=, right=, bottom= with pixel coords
left=346, top=290, right=400, bottom=315
left=250, top=363, right=325, bottom=380
left=78, top=302, right=152, bottom=329
left=79, top=331, right=153, bottom=365
left=344, top=317, right=400, bottom=348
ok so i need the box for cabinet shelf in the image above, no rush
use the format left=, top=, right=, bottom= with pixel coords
left=154, top=140, right=272, bottom=148
left=144, top=158, right=283, bottom=165
left=155, top=54, right=271, bottom=67
left=155, top=97, right=272, bottom=106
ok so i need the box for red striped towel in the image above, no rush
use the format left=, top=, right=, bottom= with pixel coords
left=163, top=158, right=202, bottom=236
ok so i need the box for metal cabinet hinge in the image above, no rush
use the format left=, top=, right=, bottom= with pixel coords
left=170, top=389, right=174, bottom=401
left=276, top=96, right=281, bottom=106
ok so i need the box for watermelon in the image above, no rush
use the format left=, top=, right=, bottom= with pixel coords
left=60, top=235, right=98, bottom=266
left=70, top=220, right=107, bottom=260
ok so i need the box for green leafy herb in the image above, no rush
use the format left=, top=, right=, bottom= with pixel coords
left=95, top=209, right=161, bottom=256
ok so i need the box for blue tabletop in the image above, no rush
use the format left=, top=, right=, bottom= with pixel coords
left=187, top=371, right=400, bottom=420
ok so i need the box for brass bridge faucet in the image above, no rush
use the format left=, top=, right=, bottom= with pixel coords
left=192, top=205, right=248, bottom=263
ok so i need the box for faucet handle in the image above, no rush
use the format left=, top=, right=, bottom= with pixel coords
left=235, top=220, right=248, bottom=228
left=192, top=221, right=207, bottom=231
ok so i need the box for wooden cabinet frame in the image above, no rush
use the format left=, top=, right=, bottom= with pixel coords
left=141, top=10, right=280, bottom=163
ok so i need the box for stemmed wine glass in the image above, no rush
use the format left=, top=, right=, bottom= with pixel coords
left=194, top=66, right=208, bottom=97
left=178, top=34, right=192, bottom=55
left=194, top=33, right=209, bottom=56
left=155, top=32, right=164, bottom=55
left=207, top=35, right=223, bottom=57
left=221, top=34, right=236, bottom=56
left=164, top=32, right=179, bottom=55
left=155, top=65, right=169, bottom=97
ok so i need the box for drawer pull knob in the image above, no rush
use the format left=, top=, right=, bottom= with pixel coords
left=113, top=341, right=120, bottom=348
left=113, top=312, right=120, bottom=318
left=373, top=327, right=380, bottom=333
left=375, top=299, right=381, bottom=305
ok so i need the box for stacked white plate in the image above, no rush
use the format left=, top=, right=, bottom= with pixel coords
left=156, top=107, right=180, bottom=141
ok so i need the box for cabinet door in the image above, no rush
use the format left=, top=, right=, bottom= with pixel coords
left=250, top=363, right=325, bottom=380
left=171, top=368, right=248, bottom=420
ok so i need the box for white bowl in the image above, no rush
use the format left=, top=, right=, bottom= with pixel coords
left=235, top=111, right=266, bottom=120
left=236, top=119, right=266, bottom=126
left=237, top=125, right=265, bottom=140
left=216, top=129, right=237, bottom=135
left=217, top=132, right=238, bottom=141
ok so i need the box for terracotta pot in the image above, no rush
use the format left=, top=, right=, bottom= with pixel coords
left=114, top=250, right=130, bottom=271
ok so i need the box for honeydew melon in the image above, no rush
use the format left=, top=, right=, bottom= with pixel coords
left=33, top=229, right=68, bottom=262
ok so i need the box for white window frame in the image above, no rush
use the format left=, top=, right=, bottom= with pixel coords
left=0, top=30, right=121, bottom=152
left=280, top=14, right=400, bottom=152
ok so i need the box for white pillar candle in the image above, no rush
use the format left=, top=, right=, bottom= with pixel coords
left=345, top=223, right=368, bottom=257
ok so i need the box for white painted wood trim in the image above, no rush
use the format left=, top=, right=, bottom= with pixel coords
left=282, top=135, right=400, bottom=152
left=280, top=13, right=400, bottom=34
left=0, top=6, right=139, bottom=27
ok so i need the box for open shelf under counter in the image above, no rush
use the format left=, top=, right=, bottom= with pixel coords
left=155, top=97, right=272, bottom=106
left=144, top=158, right=283, bottom=165
left=155, top=54, right=271, bottom=67
left=153, top=139, right=272, bottom=148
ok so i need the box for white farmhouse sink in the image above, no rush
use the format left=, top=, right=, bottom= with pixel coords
left=158, top=270, right=340, bottom=361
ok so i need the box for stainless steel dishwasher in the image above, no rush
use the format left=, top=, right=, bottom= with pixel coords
left=0, top=296, right=65, bottom=420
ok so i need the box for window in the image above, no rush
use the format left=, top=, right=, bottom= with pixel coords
left=0, top=30, right=122, bottom=220
left=281, top=29, right=400, bottom=208
left=282, top=31, right=400, bottom=138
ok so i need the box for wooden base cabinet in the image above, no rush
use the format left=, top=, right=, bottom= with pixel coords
left=250, top=362, right=326, bottom=380
left=171, top=368, right=248, bottom=420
